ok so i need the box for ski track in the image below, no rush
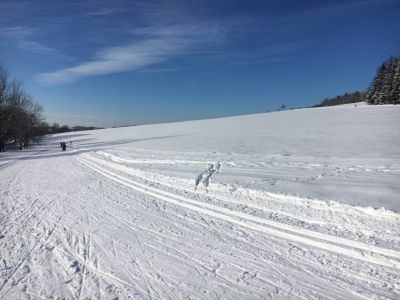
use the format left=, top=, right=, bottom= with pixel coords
left=79, top=156, right=400, bottom=253
left=0, top=147, right=399, bottom=299
left=74, top=155, right=400, bottom=268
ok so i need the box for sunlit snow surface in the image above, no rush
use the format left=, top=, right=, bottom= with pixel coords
left=1, top=104, right=399, bottom=299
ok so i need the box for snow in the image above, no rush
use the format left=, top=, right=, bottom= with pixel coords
left=1, top=104, right=400, bottom=299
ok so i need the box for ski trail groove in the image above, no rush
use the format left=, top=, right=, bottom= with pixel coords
left=74, top=155, right=400, bottom=269
left=83, top=153, right=400, bottom=258
left=79, top=155, right=400, bottom=260
left=0, top=214, right=63, bottom=298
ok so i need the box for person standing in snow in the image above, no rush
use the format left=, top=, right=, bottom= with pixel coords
left=60, top=141, right=66, bottom=151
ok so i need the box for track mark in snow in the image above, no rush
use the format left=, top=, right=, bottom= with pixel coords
left=0, top=160, right=18, bottom=171
left=96, top=150, right=215, bottom=165
left=79, top=155, right=400, bottom=260
left=106, top=211, right=271, bottom=296
left=195, top=163, right=221, bottom=190
left=0, top=214, right=63, bottom=298
left=75, top=156, right=400, bottom=269
left=77, top=215, right=91, bottom=300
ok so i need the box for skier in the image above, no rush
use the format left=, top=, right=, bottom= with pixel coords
left=60, top=141, right=66, bottom=151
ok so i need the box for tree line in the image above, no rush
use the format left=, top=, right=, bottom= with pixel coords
left=313, top=91, right=366, bottom=107
left=313, top=56, right=399, bottom=107
left=0, top=67, right=70, bottom=152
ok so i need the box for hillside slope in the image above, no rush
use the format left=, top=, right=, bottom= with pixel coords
left=1, top=104, right=399, bottom=299
left=57, top=103, right=400, bottom=211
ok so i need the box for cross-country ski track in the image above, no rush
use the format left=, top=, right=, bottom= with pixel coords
left=0, top=149, right=399, bottom=299
left=1, top=105, right=400, bottom=299
left=75, top=154, right=400, bottom=268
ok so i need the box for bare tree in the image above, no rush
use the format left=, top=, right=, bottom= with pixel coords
left=0, top=67, right=43, bottom=151
left=0, top=67, right=11, bottom=151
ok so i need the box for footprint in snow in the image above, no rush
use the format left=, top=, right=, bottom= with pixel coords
left=195, top=163, right=221, bottom=190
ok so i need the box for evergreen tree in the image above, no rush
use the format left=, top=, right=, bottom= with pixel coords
left=366, top=57, right=400, bottom=105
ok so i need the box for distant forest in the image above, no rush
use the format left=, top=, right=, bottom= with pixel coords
left=314, top=56, right=400, bottom=107
left=313, top=91, right=366, bottom=107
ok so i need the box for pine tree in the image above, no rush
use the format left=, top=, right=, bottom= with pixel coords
left=366, top=57, right=400, bottom=105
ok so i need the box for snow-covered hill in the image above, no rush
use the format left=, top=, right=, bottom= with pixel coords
left=1, top=104, right=399, bottom=299
left=60, top=103, right=400, bottom=210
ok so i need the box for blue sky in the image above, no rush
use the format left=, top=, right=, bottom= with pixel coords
left=1, top=0, right=399, bottom=127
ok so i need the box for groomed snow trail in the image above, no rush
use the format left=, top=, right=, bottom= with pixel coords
left=1, top=148, right=399, bottom=299
left=1, top=105, right=400, bottom=299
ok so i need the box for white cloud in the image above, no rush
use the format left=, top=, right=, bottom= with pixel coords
left=0, top=26, right=58, bottom=55
left=288, top=0, right=394, bottom=20
left=36, top=38, right=187, bottom=85
left=36, top=24, right=222, bottom=85
left=86, top=8, right=118, bottom=17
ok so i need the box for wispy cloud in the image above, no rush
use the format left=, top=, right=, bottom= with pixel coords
left=33, top=0, right=392, bottom=86
left=36, top=24, right=222, bottom=85
left=0, top=26, right=58, bottom=55
left=85, top=7, right=118, bottom=17
left=288, top=0, right=395, bottom=20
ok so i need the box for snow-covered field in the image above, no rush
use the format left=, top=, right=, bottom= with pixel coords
left=1, top=104, right=400, bottom=299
